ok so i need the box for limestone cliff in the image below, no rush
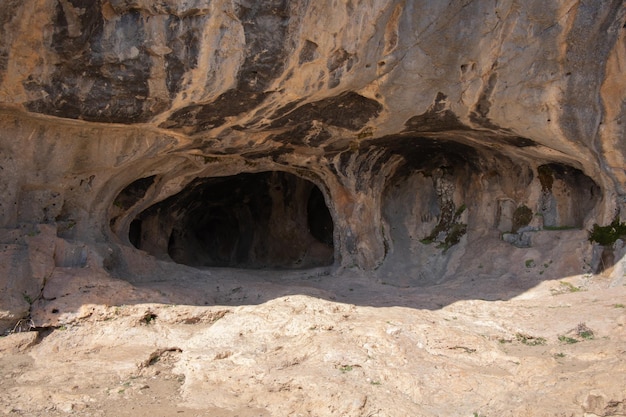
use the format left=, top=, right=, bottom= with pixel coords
left=1, top=0, right=625, bottom=331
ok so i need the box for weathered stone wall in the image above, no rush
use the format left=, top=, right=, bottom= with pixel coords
left=1, top=0, right=625, bottom=331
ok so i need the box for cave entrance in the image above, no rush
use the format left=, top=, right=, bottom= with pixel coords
left=131, top=171, right=334, bottom=269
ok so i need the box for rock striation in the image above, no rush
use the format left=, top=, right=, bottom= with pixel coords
left=1, top=0, right=625, bottom=331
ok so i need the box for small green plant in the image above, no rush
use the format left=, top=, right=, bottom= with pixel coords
left=561, top=281, right=581, bottom=292
left=22, top=292, right=33, bottom=304
left=141, top=313, right=157, bottom=325
left=554, top=352, right=566, bottom=358
left=525, top=259, right=535, bottom=268
left=558, top=323, right=595, bottom=344
left=579, top=331, right=594, bottom=340
left=441, top=222, right=467, bottom=250
left=576, top=323, right=594, bottom=340
left=613, top=303, right=625, bottom=308
left=551, top=281, right=584, bottom=295
left=558, top=335, right=578, bottom=344
left=421, top=201, right=467, bottom=251
left=339, top=365, right=353, bottom=373
left=370, top=380, right=382, bottom=386
left=516, top=333, right=546, bottom=346
left=588, top=218, right=626, bottom=246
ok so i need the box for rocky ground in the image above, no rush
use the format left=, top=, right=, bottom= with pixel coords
left=1, top=267, right=625, bottom=417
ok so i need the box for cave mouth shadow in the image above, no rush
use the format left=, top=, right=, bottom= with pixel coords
left=128, top=171, right=334, bottom=270
left=117, top=254, right=622, bottom=312
left=31, top=239, right=625, bottom=331
left=118, top=228, right=622, bottom=312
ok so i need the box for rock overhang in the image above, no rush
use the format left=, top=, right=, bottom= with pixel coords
left=1, top=1, right=625, bottom=331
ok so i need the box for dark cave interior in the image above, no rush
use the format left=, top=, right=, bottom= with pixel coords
left=126, top=171, right=334, bottom=269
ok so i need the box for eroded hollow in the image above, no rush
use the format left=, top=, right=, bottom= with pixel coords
left=376, top=137, right=602, bottom=284
left=130, top=171, right=334, bottom=269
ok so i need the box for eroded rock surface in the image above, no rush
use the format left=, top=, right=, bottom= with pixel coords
left=1, top=0, right=625, bottom=316
left=1, top=1, right=624, bottom=272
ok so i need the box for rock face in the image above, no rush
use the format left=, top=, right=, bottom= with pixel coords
left=1, top=0, right=626, bottom=330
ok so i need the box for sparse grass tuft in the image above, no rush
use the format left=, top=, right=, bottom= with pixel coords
left=558, top=323, right=595, bottom=344
left=515, top=333, right=546, bottom=346
left=551, top=281, right=584, bottom=295
left=576, top=323, right=594, bottom=340
left=339, top=365, right=353, bottom=373
left=141, top=312, right=157, bottom=325
left=22, top=292, right=33, bottom=304
left=558, top=335, right=578, bottom=344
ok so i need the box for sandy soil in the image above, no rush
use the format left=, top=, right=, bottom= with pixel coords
left=1, top=267, right=625, bottom=417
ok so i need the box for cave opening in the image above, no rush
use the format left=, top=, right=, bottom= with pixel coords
left=129, top=171, right=334, bottom=269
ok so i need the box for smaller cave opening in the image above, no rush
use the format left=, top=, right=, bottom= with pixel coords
left=128, top=171, right=334, bottom=269
left=113, top=175, right=156, bottom=210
